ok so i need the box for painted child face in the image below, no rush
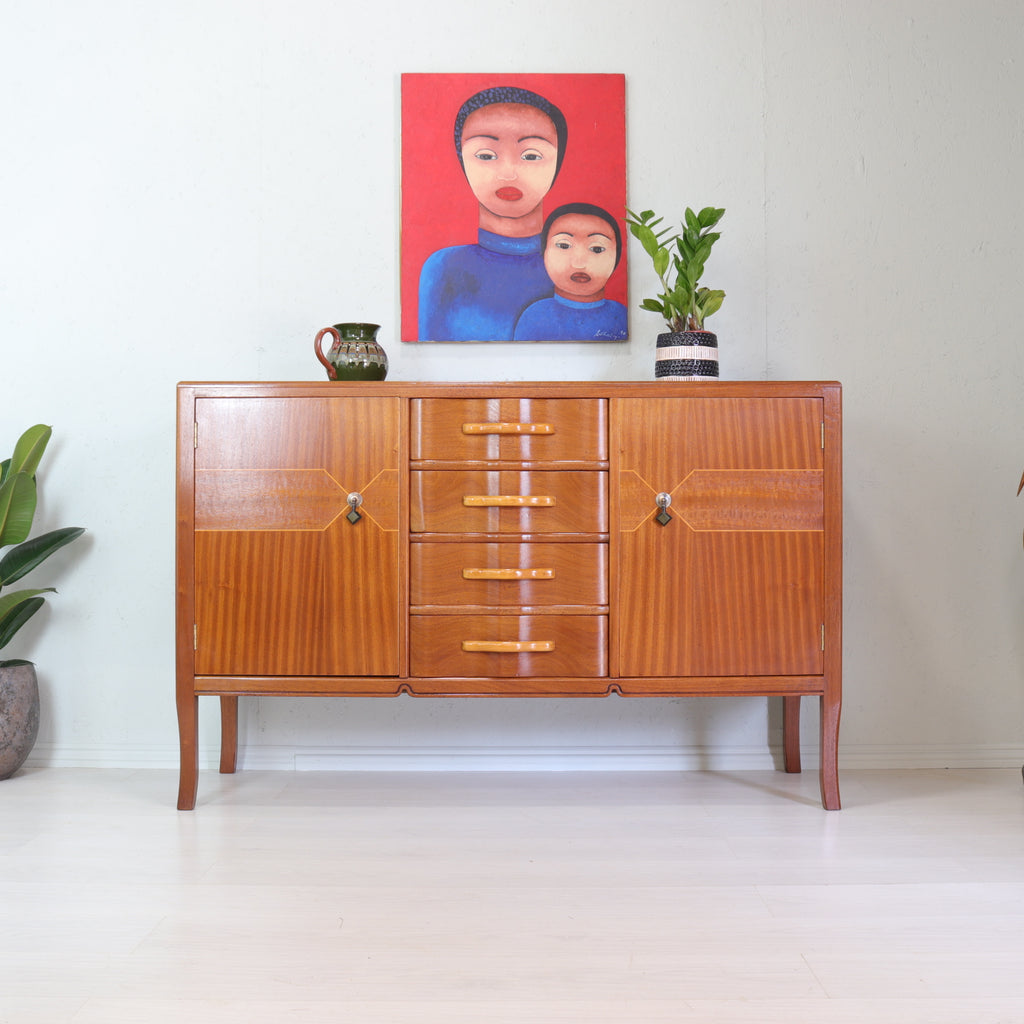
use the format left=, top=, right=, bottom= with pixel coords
left=460, top=103, right=559, bottom=221
left=543, top=212, right=618, bottom=301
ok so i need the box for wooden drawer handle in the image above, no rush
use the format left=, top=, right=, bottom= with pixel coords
left=462, top=568, right=555, bottom=580
left=461, top=640, right=554, bottom=653
left=462, top=422, right=554, bottom=435
left=463, top=495, right=555, bottom=507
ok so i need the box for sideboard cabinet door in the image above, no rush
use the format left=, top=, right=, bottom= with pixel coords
left=192, top=396, right=402, bottom=676
left=614, top=397, right=826, bottom=678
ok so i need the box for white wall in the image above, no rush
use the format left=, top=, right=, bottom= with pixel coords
left=3, top=0, right=1022, bottom=774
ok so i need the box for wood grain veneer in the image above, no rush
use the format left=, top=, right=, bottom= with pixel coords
left=412, top=397, right=607, bottom=464
left=176, top=381, right=841, bottom=810
left=410, top=542, right=607, bottom=609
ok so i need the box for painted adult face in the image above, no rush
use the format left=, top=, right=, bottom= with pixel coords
left=459, top=103, right=559, bottom=225
left=543, top=212, right=618, bottom=301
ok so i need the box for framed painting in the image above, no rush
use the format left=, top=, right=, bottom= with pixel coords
left=401, top=73, right=627, bottom=343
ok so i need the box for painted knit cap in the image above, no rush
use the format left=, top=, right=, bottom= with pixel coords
left=453, top=86, right=568, bottom=180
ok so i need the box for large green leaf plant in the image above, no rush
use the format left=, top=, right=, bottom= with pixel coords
left=625, top=205, right=726, bottom=333
left=0, top=425, right=85, bottom=666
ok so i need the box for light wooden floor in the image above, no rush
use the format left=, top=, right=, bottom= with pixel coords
left=2, top=766, right=1024, bottom=1023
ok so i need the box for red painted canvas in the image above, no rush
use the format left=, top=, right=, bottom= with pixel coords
left=401, top=73, right=627, bottom=343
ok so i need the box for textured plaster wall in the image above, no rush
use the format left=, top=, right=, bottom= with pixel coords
left=2, top=0, right=1022, bottom=773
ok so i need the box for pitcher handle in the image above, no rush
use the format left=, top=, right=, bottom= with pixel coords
left=314, top=326, right=340, bottom=380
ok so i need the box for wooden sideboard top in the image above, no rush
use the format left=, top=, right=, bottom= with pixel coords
left=178, top=380, right=841, bottom=398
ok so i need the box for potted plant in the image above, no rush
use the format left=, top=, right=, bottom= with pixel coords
left=625, top=205, right=725, bottom=380
left=0, top=424, right=85, bottom=779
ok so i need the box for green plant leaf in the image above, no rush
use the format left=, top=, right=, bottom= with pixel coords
left=627, top=223, right=662, bottom=261
left=697, top=207, right=725, bottom=229
left=0, top=590, right=54, bottom=650
left=712, top=292, right=726, bottom=310
left=653, top=247, right=670, bottom=278
left=10, top=425, right=51, bottom=478
left=0, top=526, right=86, bottom=586
left=694, top=236, right=714, bottom=261
left=0, top=472, right=37, bottom=548
left=642, top=232, right=666, bottom=261
left=697, top=288, right=726, bottom=320
left=639, top=298, right=666, bottom=313
left=625, top=208, right=650, bottom=223
left=0, top=595, right=46, bottom=651
left=625, top=219, right=645, bottom=239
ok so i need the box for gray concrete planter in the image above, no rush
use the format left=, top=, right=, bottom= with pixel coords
left=0, top=661, right=40, bottom=779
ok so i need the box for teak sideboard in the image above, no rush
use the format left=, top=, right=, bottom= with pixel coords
left=176, top=381, right=842, bottom=809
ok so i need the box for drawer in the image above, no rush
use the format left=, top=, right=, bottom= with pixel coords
left=411, top=470, right=607, bottom=534
left=411, top=542, right=607, bottom=608
left=410, top=615, right=607, bottom=677
left=412, top=398, right=607, bottom=463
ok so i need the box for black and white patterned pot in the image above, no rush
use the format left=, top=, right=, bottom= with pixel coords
left=655, top=331, right=719, bottom=380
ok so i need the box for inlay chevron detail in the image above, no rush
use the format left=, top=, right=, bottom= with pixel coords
left=618, top=469, right=823, bottom=532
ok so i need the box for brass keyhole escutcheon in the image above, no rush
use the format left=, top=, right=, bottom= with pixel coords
left=655, top=492, right=673, bottom=526
left=346, top=492, right=363, bottom=524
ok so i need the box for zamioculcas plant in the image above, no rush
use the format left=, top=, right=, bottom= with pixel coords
left=625, top=205, right=726, bottom=332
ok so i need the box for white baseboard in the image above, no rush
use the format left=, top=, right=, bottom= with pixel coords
left=832, top=744, right=1024, bottom=770
left=25, top=742, right=1024, bottom=772
left=289, top=745, right=778, bottom=772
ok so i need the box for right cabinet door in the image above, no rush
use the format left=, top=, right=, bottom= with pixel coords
left=613, top=396, right=825, bottom=678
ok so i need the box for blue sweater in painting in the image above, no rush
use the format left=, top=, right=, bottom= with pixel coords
left=513, top=294, right=628, bottom=341
left=417, top=229, right=553, bottom=341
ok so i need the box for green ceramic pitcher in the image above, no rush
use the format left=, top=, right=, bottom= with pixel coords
left=314, top=322, right=389, bottom=381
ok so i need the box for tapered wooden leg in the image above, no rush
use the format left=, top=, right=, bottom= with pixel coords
left=219, top=696, right=239, bottom=774
left=176, top=692, right=199, bottom=811
left=783, top=695, right=802, bottom=773
left=819, top=693, right=841, bottom=810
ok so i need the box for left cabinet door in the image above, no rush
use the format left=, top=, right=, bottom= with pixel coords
left=192, top=396, right=402, bottom=676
